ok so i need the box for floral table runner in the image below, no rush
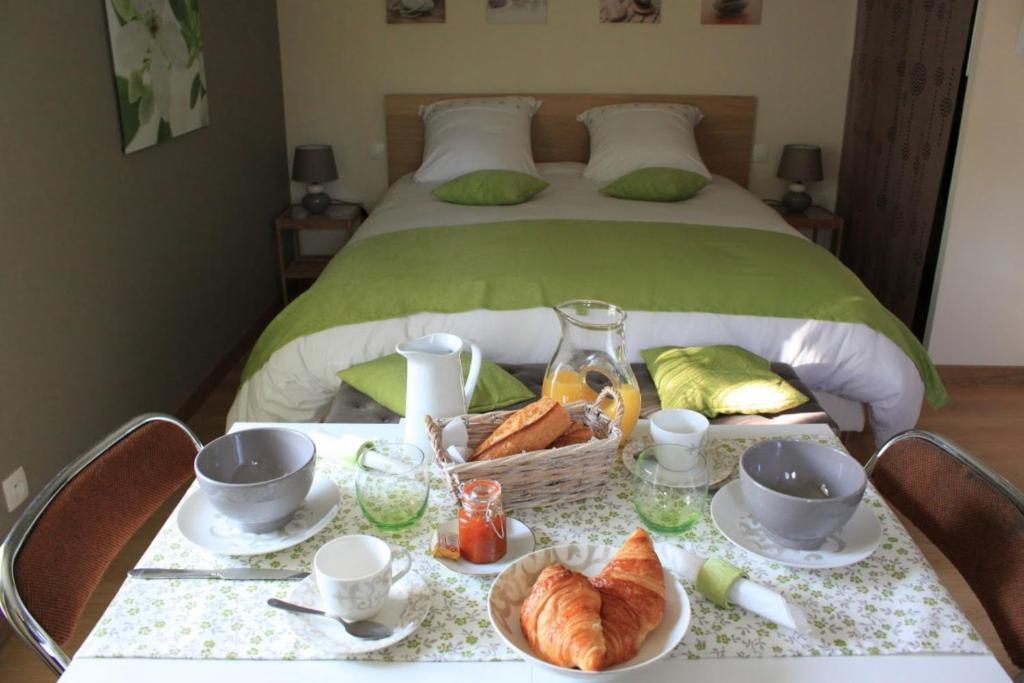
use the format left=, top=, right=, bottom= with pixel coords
left=77, top=424, right=986, bottom=662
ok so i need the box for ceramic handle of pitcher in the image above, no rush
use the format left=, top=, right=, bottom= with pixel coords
left=462, top=340, right=482, bottom=407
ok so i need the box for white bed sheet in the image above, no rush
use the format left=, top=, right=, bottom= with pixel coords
left=356, top=162, right=797, bottom=241
left=229, top=165, right=923, bottom=441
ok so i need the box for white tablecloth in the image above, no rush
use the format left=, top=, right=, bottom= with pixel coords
left=65, top=423, right=1008, bottom=682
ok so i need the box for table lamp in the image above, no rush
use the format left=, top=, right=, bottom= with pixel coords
left=777, top=144, right=823, bottom=214
left=292, top=144, right=338, bottom=215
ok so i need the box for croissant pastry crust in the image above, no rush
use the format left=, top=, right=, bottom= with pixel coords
left=519, top=563, right=606, bottom=672
left=518, top=529, right=665, bottom=671
left=589, top=528, right=666, bottom=668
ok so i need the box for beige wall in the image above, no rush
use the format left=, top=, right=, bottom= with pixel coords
left=0, top=1, right=288, bottom=535
left=277, top=0, right=856, bottom=209
left=926, top=0, right=1024, bottom=365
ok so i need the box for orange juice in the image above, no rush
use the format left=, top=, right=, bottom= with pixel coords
left=542, top=367, right=598, bottom=404
left=542, top=368, right=641, bottom=441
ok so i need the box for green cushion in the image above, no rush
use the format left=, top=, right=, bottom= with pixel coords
left=600, top=167, right=710, bottom=202
left=337, top=353, right=534, bottom=416
left=431, top=170, right=549, bottom=206
left=641, top=345, right=809, bottom=418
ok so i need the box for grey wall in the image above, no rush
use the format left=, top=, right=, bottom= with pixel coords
left=0, top=1, right=288, bottom=536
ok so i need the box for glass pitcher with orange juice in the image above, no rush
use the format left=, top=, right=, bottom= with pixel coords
left=543, top=300, right=641, bottom=441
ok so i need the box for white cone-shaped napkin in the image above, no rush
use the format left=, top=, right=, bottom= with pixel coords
left=655, top=542, right=813, bottom=635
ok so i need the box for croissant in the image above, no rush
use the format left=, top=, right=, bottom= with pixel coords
left=589, top=528, right=665, bottom=668
left=519, top=564, right=606, bottom=672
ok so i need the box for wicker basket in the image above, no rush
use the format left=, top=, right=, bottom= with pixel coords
left=425, top=386, right=623, bottom=510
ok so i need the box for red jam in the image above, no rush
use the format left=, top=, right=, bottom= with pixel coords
left=458, top=479, right=507, bottom=564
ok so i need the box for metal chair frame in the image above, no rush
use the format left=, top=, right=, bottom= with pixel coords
left=865, top=429, right=1024, bottom=515
left=0, top=413, right=201, bottom=675
left=866, top=429, right=1024, bottom=683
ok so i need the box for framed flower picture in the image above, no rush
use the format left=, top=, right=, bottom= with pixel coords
left=104, top=0, right=210, bottom=153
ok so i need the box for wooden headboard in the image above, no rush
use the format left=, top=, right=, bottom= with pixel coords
left=385, top=94, right=756, bottom=187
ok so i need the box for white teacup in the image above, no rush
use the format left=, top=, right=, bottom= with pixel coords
left=314, top=535, right=412, bottom=621
left=650, top=409, right=710, bottom=469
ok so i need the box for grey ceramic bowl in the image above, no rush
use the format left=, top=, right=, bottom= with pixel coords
left=194, top=428, right=316, bottom=533
left=739, top=440, right=866, bottom=550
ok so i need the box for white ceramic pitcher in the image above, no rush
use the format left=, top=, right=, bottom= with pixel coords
left=396, top=333, right=481, bottom=454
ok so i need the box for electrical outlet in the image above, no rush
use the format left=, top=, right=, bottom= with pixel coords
left=752, top=144, right=769, bottom=164
left=3, top=466, right=29, bottom=513
left=368, top=141, right=386, bottom=159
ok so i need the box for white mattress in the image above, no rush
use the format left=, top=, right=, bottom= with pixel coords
left=230, top=164, right=920, bottom=440
left=356, top=162, right=797, bottom=241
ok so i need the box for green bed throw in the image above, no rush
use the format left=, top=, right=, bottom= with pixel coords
left=242, top=219, right=947, bottom=408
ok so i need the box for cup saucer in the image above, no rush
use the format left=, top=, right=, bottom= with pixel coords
left=434, top=518, right=536, bottom=577
left=622, top=435, right=735, bottom=488
left=283, top=572, right=431, bottom=655
left=710, top=480, right=882, bottom=569
left=176, top=472, right=340, bottom=556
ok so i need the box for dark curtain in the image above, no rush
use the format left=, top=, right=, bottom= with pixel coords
left=836, top=0, right=975, bottom=333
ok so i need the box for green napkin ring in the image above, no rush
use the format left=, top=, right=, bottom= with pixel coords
left=696, top=557, right=746, bottom=608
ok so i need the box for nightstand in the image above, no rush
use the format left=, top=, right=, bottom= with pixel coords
left=275, top=204, right=365, bottom=303
left=768, top=203, right=845, bottom=257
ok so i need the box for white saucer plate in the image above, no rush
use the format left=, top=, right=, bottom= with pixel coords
left=435, top=518, right=536, bottom=577
left=621, top=435, right=735, bottom=488
left=710, top=480, right=882, bottom=569
left=489, top=543, right=691, bottom=677
left=284, top=571, right=431, bottom=656
left=176, top=472, right=340, bottom=556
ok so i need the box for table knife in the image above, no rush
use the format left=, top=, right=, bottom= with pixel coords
left=128, top=568, right=309, bottom=581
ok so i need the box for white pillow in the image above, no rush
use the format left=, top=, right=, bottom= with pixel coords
left=577, top=103, right=711, bottom=184
left=414, top=96, right=542, bottom=183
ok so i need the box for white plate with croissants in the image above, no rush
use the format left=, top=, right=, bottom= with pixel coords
left=488, top=528, right=690, bottom=675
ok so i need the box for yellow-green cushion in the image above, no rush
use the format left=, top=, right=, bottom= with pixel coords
left=337, top=353, right=534, bottom=416
left=600, top=167, right=710, bottom=202
left=432, top=170, right=549, bottom=206
left=641, top=345, right=809, bottom=418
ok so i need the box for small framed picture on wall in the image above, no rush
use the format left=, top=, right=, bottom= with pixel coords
left=487, top=0, right=547, bottom=25
left=387, top=0, right=446, bottom=24
left=599, top=0, right=661, bottom=24
left=701, top=0, right=763, bottom=25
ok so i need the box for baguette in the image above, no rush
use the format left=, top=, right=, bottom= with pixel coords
left=550, top=422, right=594, bottom=448
left=471, top=397, right=572, bottom=461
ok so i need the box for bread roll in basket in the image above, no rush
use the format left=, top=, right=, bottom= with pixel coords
left=426, top=386, right=623, bottom=510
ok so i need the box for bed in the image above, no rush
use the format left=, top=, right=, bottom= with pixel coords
left=228, top=94, right=945, bottom=443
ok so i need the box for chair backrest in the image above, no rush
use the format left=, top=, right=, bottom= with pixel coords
left=865, top=430, right=1024, bottom=673
left=0, top=414, right=201, bottom=674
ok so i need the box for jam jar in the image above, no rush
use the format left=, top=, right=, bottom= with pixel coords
left=458, top=479, right=507, bottom=564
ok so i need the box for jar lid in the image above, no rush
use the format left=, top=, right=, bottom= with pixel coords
left=462, top=479, right=502, bottom=506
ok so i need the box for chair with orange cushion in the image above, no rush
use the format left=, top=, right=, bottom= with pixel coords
left=865, top=430, right=1024, bottom=682
left=0, top=414, right=201, bottom=675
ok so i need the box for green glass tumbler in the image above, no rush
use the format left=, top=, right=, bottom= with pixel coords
left=356, top=441, right=430, bottom=531
left=632, top=443, right=709, bottom=534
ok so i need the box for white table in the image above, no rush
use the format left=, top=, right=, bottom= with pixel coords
left=61, top=422, right=1011, bottom=682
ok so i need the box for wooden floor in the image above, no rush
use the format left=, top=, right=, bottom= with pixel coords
left=1, top=358, right=1020, bottom=680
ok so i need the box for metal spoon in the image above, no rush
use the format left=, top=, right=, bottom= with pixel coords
left=267, top=598, right=393, bottom=640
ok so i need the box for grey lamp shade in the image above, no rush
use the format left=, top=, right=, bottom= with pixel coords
left=291, top=144, right=338, bottom=183
left=777, top=144, right=823, bottom=182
